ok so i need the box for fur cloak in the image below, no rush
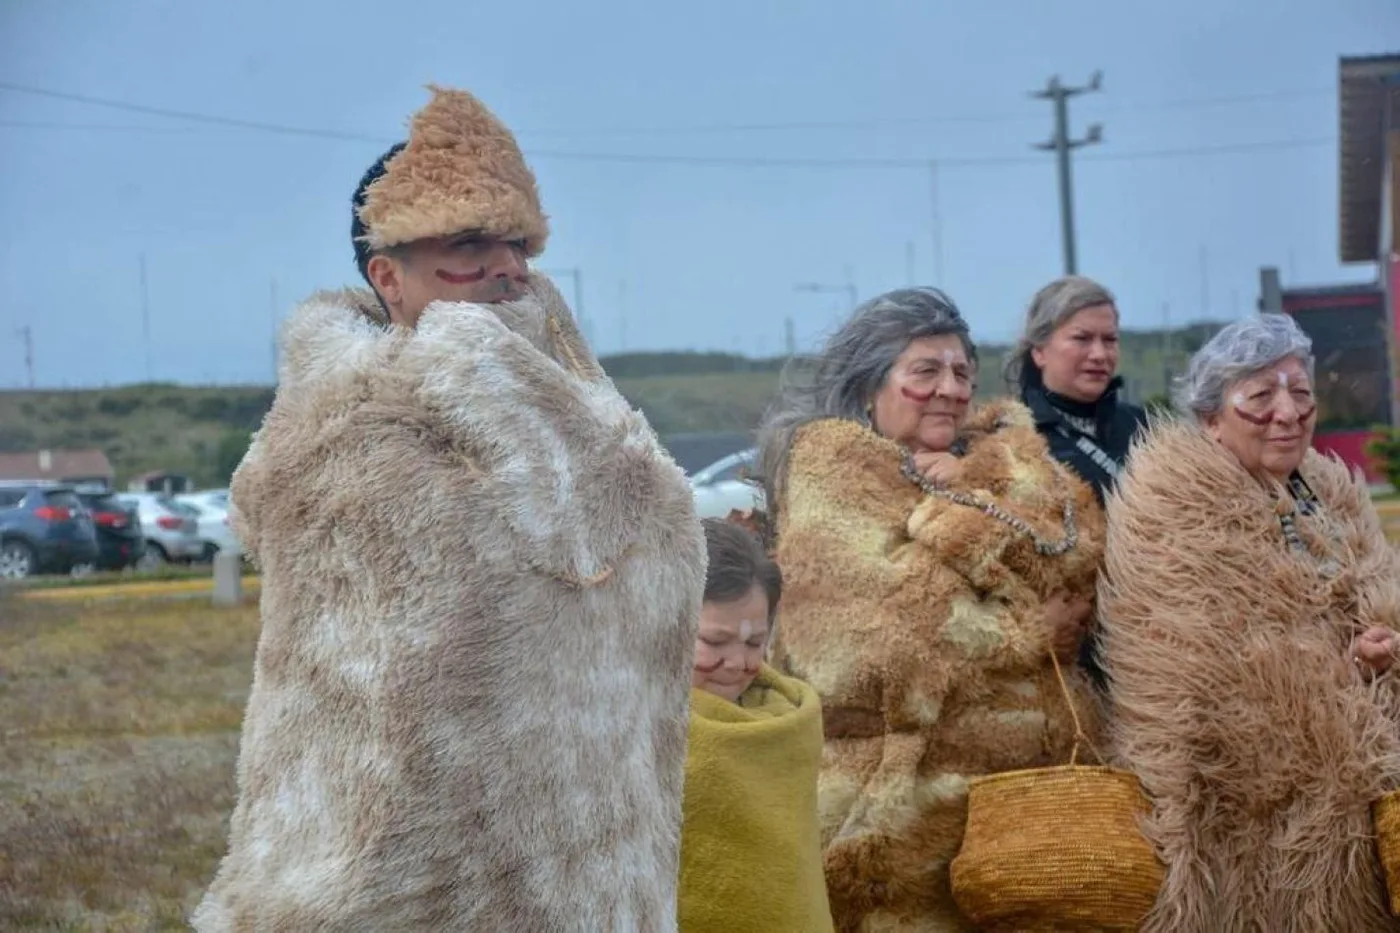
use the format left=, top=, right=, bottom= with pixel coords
left=192, top=274, right=706, bottom=931
left=772, top=401, right=1105, bottom=932
left=1099, top=420, right=1400, bottom=932
left=678, top=666, right=834, bottom=932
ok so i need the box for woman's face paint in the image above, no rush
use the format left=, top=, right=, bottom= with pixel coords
left=871, top=335, right=974, bottom=454
left=693, top=585, right=771, bottom=703
left=1209, top=356, right=1317, bottom=482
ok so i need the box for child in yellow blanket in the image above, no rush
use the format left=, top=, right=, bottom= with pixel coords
left=678, top=519, right=834, bottom=933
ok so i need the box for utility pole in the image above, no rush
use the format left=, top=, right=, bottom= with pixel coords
left=1032, top=72, right=1104, bottom=276
left=928, top=161, right=944, bottom=284
left=617, top=280, right=628, bottom=352
left=139, top=253, right=152, bottom=382
left=1161, top=302, right=1173, bottom=396
left=795, top=275, right=858, bottom=312
left=18, top=325, right=34, bottom=388
left=270, top=278, right=280, bottom=382
left=1199, top=246, right=1210, bottom=318
left=784, top=316, right=796, bottom=358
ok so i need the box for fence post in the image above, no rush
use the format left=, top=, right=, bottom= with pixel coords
left=212, top=551, right=242, bottom=606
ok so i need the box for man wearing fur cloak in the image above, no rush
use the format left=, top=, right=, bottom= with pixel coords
left=193, top=87, right=706, bottom=931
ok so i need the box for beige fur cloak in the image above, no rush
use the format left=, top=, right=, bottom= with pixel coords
left=772, top=400, right=1105, bottom=932
left=1099, top=419, right=1400, bottom=932
left=193, top=273, right=705, bottom=931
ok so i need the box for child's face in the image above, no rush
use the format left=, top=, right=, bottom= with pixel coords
left=693, top=584, right=770, bottom=703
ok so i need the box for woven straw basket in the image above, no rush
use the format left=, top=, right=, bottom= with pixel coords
left=949, top=653, right=1164, bottom=931
left=1373, top=790, right=1400, bottom=915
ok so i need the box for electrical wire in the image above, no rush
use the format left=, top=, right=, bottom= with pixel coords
left=0, top=80, right=1337, bottom=169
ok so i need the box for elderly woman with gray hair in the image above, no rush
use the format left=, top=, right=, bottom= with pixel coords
left=1009, top=275, right=1148, bottom=689
left=1099, top=312, right=1400, bottom=932
left=758, top=287, right=1106, bottom=931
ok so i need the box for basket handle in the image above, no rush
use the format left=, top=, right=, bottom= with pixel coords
left=1049, top=647, right=1105, bottom=767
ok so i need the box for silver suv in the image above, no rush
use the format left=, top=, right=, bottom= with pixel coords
left=117, top=493, right=204, bottom=569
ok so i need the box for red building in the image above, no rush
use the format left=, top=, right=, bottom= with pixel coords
left=1271, top=54, right=1399, bottom=481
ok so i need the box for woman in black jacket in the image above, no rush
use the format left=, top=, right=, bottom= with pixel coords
left=1007, top=275, right=1147, bottom=689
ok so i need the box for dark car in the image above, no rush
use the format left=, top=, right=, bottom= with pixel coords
left=0, top=482, right=101, bottom=579
left=75, top=491, right=147, bottom=571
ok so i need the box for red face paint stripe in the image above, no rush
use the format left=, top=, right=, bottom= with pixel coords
left=694, top=658, right=724, bottom=673
left=435, top=267, right=487, bottom=284
left=1234, top=404, right=1316, bottom=426
left=1235, top=408, right=1274, bottom=426
left=901, top=385, right=935, bottom=403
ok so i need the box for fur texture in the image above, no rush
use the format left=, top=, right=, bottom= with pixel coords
left=192, top=273, right=705, bottom=931
left=773, top=402, right=1105, bottom=932
left=357, top=85, right=549, bottom=255
left=678, top=666, right=834, bottom=933
left=1099, top=420, right=1400, bottom=932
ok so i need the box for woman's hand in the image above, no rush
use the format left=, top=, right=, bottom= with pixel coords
left=1044, top=591, right=1093, bottom=665
left=911, top=450, right=961, bottom=488
left=1349, top=626, right=1400, bottom=677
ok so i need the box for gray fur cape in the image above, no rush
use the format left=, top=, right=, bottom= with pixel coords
left=193, top=274, right=705, bottom=931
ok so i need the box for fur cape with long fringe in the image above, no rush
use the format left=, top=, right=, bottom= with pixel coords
left=192, top=274, right=705, bottom=931
left=772, top=401, right=1104, bottom=932
left=1099, top=419, right=1400, bottom=932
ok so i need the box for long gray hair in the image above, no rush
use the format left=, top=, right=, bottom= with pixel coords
left=756, top=287, right=976, bottom=528
left=1004, top=275, right=1117, bottom=392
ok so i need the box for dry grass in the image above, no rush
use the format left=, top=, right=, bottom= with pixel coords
left=0, top=590, right=259, bottom=930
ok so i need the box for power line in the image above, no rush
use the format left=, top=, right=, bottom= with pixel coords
left=0, top=77, right=1334, bottom=145
left=0, top=80, right=394, bottom=144
left=0, top=117, right=1336, bottom=169
left=511, top=88, right=1333, bottom=137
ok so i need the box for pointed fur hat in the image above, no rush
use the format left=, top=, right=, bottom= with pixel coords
left=355, top=85, right=548, bottom=256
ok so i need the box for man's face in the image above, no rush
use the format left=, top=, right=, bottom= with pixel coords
left=366, top=232, right=530, bottom=328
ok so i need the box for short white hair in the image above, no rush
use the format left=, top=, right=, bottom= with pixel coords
left=1173, top=314, right=1315, bottom=419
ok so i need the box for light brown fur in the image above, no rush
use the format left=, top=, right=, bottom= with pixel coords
left=357, top=85, right=549, bottom=255
left=772, top=401, right=1104, bottom=932
left=192, top=273, right=704, bottom=931
left=1099, top=419, right=1400, bottom=932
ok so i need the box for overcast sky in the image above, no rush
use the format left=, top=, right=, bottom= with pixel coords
left=1, top=0, right=1395, bottom=388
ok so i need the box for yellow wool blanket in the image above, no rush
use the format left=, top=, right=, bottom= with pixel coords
left=679, top=665, right=834, bottom=933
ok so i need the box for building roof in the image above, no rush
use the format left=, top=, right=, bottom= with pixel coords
left=0, top=448, right=114, bottom=482
left=1339, top=53, right=1400, bottom=263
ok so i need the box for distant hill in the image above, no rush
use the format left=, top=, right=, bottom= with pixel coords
left=0, top=325, right=1224, bottom=488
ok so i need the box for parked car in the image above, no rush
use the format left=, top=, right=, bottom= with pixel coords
left=0, top=481, right=100, bottom=579
left=74, top=490, right=147, bottom=571
left=173, top=494, right=241, bottom=560
left=181, top=488, right=229, bottom=510
left=116, top=493, right=204, bottom=569
left=690, top=448, right=764, bottom=519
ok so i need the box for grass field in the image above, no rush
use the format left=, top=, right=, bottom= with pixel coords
left=0, top=591, right=258, bottom=930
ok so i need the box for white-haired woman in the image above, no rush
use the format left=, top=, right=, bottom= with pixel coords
left=758, top=287, right=1105, bottom=931
left=1100, top=313, right=1400, bottom=931
left=1007, top=275, right=1147, bottom=689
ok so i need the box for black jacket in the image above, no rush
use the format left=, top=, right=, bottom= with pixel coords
left=1022, top=377, right=1147, bottom=506
left=1022, top=377, right=1147, bottom=690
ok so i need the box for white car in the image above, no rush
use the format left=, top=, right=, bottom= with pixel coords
left=690, top=448, right=765, bottom=520
left=174, top=494, right=242, bottom=560
left=117, top=493, right=206, bottom=567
